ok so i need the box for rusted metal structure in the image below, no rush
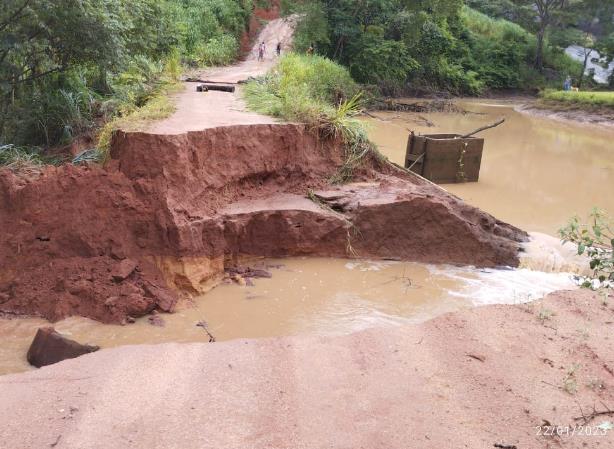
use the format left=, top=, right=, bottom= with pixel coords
left=405, top=133, right=484, bottom=184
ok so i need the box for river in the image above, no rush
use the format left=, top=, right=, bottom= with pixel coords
left=364, top=99, right=614, bottom=235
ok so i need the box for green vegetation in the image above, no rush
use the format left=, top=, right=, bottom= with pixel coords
left=283, top=0, right=584, bottom=95
left=559, top=209, right=614, bottom=290
left=1, top=0, right=253, bottom=165
left=243, top=53, right=358, bottom=121
left=541, top=90, right=614, bottom=110
left=243, top=53, right=379, bottom=183
left=2, top=0, right=612, bottom=173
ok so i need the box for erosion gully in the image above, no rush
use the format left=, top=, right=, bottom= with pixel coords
left=1, top=99, right=611, bottom=375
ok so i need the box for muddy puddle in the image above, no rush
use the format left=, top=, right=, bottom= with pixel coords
left=1, top=257, right=574, bottom=375
left=364, top=99, right=614, bottom=235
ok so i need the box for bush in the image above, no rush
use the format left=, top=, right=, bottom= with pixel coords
left=243, top=53, right=379, bottom=183
left=197, top=34, right=239, bottom=66
left=244, top=53, right=359, bottom=122
left=560, top=209, right=614, bottom=290
left=348, top=33, right=419, bottom=90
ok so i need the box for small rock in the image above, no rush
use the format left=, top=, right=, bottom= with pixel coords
left=27, top=327, right=99, bottom=368
left=125, top=293, right=155, bottom=316
left=111, top=259, right=138, bottom=282
left=143, top=283, right=177, bottom=312
left=67, top=279, right=92, bottom=296
left=148, top=315, right=165, bottom=327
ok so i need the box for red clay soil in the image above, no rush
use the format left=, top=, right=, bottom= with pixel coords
left=0, top=123, right=527, bottom=324
left=2, top=289, right=613, bottom=449
left=239, top=0, right=281, bottom=56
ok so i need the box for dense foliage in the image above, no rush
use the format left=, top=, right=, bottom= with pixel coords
left=0, top=0, right=253, bottom=148
left=283, top=0, right=585, bottom=94
left=468, top=0, right=614, bottom=84
left=1, top=0, right=610, bottom=157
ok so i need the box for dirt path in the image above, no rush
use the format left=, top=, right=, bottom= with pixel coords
left=2, top=290, right=613, bottom=449
left=148, top=16, right=298, bottom=134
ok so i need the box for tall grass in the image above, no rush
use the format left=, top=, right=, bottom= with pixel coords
left=97, top=81, right=180, bottom=154
left=0, top=144, right=48, bottom=175
left=541, top=90, right=614, bottom=109
left=243, top=53, right=360, bottom=121
left=243, top=53, right=382, bottom=183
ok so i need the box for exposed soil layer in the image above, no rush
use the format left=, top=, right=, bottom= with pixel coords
left=1, top=289, right=613, bottom=449
left=0, top=122, right=527, bottom=324
left=239, top=0, right=281, bottom=57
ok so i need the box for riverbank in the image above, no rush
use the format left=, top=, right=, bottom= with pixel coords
left=517, top=100, right=614, bottom=129
left=2, top=289, right=612, bottom=449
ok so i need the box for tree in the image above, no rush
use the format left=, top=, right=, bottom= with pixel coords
left=531, top=0, right=567, bottom=71
left=577, top=32, right=595, bottom=88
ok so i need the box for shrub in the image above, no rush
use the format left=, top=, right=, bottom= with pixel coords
left=243, top=53, right=379, bottom=182
left=243, top=53, right=359, bottom=122
left=197, top=34, right=239, bottom=66
left=559, top=208, right=614, bottom=290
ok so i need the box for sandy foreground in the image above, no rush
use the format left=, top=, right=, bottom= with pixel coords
left=1, top=289, right=613, bottom=449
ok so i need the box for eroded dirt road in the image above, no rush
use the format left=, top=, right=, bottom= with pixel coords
left=2, top=290, right=613, bottom=449
left=148, top=16, right=298, bottom=134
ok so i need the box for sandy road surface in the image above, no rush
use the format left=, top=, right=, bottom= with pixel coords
left=2, top=290, right=614, bottom=449
left=148, top=16, right=298, bottom=134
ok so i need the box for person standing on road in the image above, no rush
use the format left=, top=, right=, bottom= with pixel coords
left=276, top=41, right=281, bottom=57
left=258, top=41, right=266, bottom=61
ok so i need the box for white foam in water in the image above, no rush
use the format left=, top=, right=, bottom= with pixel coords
left=345, top=261, right=396, bottom=272
left=427, top=265, right=577, bottom=305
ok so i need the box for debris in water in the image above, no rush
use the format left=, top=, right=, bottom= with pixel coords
left=196, top=321, right=216, bottom=342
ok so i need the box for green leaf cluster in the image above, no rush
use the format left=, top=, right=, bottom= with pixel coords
left=560, top=208, right=614, bottom=290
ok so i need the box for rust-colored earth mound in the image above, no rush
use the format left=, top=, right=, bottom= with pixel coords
left=0, top=124, right=527, bottom=323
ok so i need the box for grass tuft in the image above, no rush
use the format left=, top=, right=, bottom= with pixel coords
left=96, top=80, right=182, bottom=161
left=243, top=53, right=383, bottom=183
left=0, top=144, right=49, bottom=176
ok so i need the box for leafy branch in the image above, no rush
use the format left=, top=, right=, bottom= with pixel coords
left=559, top=208, right=614, bottom=290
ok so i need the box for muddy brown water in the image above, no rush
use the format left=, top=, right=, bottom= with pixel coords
left=3, top=100, right=608, bottom=375
left=365, top=99, right=614, bottom=235
left=1, top=258, right=574, bottom=375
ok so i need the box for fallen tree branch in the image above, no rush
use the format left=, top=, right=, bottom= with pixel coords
left=196, top=321, right=216, bottom=342
left=460, top=118, right=505, bottom=138
left=573, top=402, right=614, bottom=424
